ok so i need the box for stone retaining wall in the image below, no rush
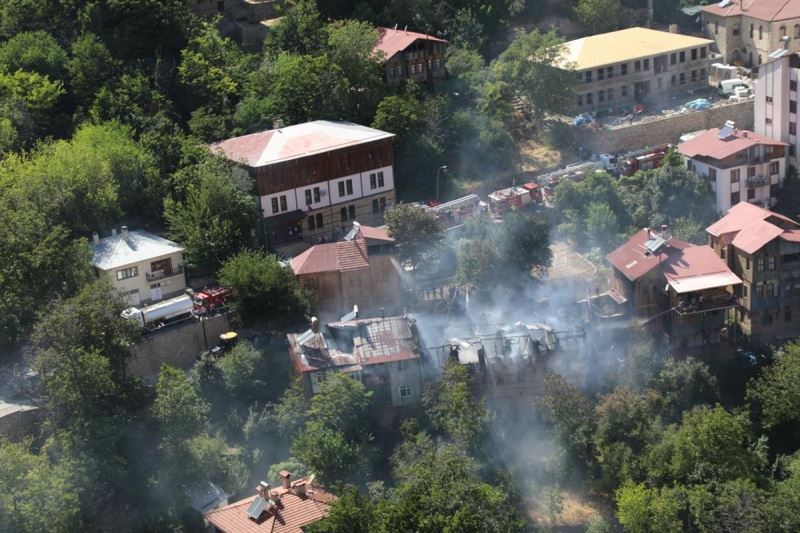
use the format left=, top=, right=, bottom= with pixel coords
left=572, top=100, right=754, bottom=154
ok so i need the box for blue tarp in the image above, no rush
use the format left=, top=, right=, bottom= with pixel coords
left=572, top=113, right=594, bottom=127
left=684, top=98, right=712, bottom=110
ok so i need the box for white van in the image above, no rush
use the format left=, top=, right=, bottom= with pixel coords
left=718, top=78, right=748, bottom=97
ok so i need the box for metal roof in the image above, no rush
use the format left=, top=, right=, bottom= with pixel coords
left=702, top=0, right=800, bottom=22
left=374, top=27, right=448, bottom=60
left=662, top=245, right=742, bottom=293
left=90, top=229, right=183, bottom=270
left=677, top=127, right=786, bottom=161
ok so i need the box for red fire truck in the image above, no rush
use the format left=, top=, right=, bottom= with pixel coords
left=192, top=287, right=233, bottom=315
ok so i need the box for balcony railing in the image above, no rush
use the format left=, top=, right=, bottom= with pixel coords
left=675, top=293, right=737, bottom=315
left=146, top=265, right=184, bottom=282
left=745, top=175, right=768, bottom=187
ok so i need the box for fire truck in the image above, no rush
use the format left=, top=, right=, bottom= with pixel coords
left=192, top=287, right=233, bottom=315
left=619, top=144, right=672, bottom=176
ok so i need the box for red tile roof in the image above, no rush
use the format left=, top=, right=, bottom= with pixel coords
left=204, top=482, right=335, bottom=533
left=706, top=202, right=800, bottom=253
left=357, top=224, right=394, bottom=243
left=677, top=128, right=786, bottom=161
left=662, top=245, right=742, bottom=293
left=702, top=0, right=800, bottom=22
left=290, top=238, right=369, bottom=275
left=607, top=228, right=692, bottom=282
left=209, top=121, right=394, bottom=168
left=374, top=27, right=448, bottom=60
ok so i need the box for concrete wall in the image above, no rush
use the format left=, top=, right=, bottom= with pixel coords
left=128, top=313, right=233, bottom=378
left=572, top=100, right=754, bottom=154
left=0, top=404, right=43, bottom=442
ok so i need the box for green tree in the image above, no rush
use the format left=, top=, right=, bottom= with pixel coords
left=575, top=0, right=623, bottom=34
left=269, top=377, right=308, bottom=438
left=67, top=33, right=121, bottom=109
left=0, top=69, right=65, bottom=135
left=537, top=371, right=594, bottom=462
left=307, top=486, right=375, bottom=533
left=264, top=0, right=325, bottom=55
left=307, top=373, right=373, bottom=441
left=615, top=482, right=684, bottom=533
left=0, top=440, right=82, bottom=533
left=153, top=365, right=210, bottom=444
left=164, top=156, right=257, bottom=274
left=454, top=237, right=499, bottom=291
left=384, top=203, right=443, bottom=267
left=650, top=357, right=719, bottom=422
left=217, top=250, right=311, bottom=325
left=492, top=29, right=577, bottom=121
left=217, top=341, right=267, bottom=403
left=291, top=420, right=363, bottom=484
left=585, top=202, right=620, bottom=251
left=425, top=361, right=492, bottom=449
left=0, top=30, right=68, bottom=80
left=748, top=341, right=800, bottom=430
left=501, top=210, right=552, bottom=276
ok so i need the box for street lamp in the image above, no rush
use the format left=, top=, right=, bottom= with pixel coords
left=436, top=165, right=448, bottom=201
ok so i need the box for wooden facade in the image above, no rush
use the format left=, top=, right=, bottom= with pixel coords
left=252, top=139, right=394, bottom=196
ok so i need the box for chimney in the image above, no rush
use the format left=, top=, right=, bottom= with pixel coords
left=311, top=316, right=319, bottom=333
left=293, top=480, right=307, bottom=497
left=279, top=470, right=292, bottom=490
left=257, top=481, right=270, bottom=498
left=273, top=117, right=284, bottom=129
left=121, top=226, right=129, bottom=239
left=353, top=304, right=359, bottom=319
left=380, top=307, right=385, bottom=319
left=92, top=232, right=100, bottom=245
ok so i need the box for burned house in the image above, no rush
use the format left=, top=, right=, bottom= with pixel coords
left=606, top=228, right=742, bottom=350
left=287, top=315, right=424, bottom=407
left=204, top=472, right=334, bottom=533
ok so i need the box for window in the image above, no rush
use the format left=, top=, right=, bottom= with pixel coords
left=759, top=25, right=763, bottom=39
left=305, top=189, right=312, bottom=205
left=372, top=199, right=379, bottom=213
left=791, top=123, right=797, bottom=135
left=315, top=372, right=324, bottom=384
left=316, top=213, right=324, bottom=228
left=771, top=183, right=780, bottom=197
left=756, top=284, right=764, bottom=298
left=732, top=23, right=740, bottom=36
left=377, top=171, right=384, bottom=187
left=397, top=359, right=409, bottom=370
left=731, top=191, right=740, bottom=204
left=767, top=283, right=776, bottom=297
left=348, top=205, right=355, bottom=219
left=577, top=94, right=583, bottom=107
left=309, top=214, right=319, bottom=230
left=586, top=93, right=593, bottom=105
left=607, top=66, right=613, bottom=78
left=635, top=60, right=641, bottom=72
left=692, top=47, right=698, bottom=60
left=691, top=70, right=697, bottom=82
left=679, top=72, right=686, bottom=84
left=598, top=90, right=605, bottom=103
left=792, top=101, right=798, bottom=114
left=766, top=96, right=773, bottom=103
left=338, top=181, right=345, bottom=196
left=643, top=58, right=650, bottom=70
left=770, top=161, right=780, bottom=174
left=370, top=173, right=377, bottom=189
left=597, top=67, right=604, bottom=81
left=766, top=117, right=773, bottom=125
left=671, top=74, right=677, bottom=86
left=621, top=85, right=628, bottom=98
left=116, top=266, right=138, bottom=280
left=745, top=257, right=750, bottom=270
left=679, top=51, right=686, bottom=63
left=410, top=63, right=415, bottom=74
left=621, top=63, right=628, bottom=76
left=743, top=285, right=748, bottom=298
left=796, top=24, right=800, bottom=39
left=781, top=25, right=787, bottom=37
left=757, top=257, right=764, bottom=271
left=715, top=21, right=719, bottom=35
left=701, top=47, right=707, bottom=58
left=585, top=71, right=592, bottom=83
left=730, top=169, right=740, bottom=183
left=271, top=197, right=279, bottom=214
left=709, top=168, right=717, bottom=180
left=340, top=207, right=348, bottom=222
left=786, top=306, right=793, bottom=322
left=701, top=68, right=707, bottom=79
left=750, top=23, right=754, bottom=38
left=768, top=256, right=776, bottom=270
left=607, top=88, right=614, bottom=101
left=399, top=385, right=412, bottom=398
left=379, top=197, right=386, bottom=212
left=748, top=166, right=756, bottom=178
left=747, top=188, right=755, bottom=200
left=792, top=80, right=798, bottom=91
left=314, top=187, right=321, bottom=203
left=435, top=58, right=441, bottom=68
left=791, top=145, right=796, bottom=157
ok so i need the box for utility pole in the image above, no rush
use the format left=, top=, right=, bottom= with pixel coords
left=436, top=165, right=448, bottom=201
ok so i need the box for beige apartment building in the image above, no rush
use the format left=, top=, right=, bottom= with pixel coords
left=702, top=0, right=800, bottom=67
left=559, top=27, right=713, bottom=113
left=90, top=227, right=186, bottom=307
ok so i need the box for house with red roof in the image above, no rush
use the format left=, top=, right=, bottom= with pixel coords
left=701, top=0, right=800, bottom=66
left=210, top=120, right=395, bottom=248
left=707, top=202, right=800, bottom=338
left=374, top=26, right=448, bottom=87
left=607, top=228, right=741, bottom=349
left=289, top=222, right=399, bottom=320
left=287, top=313, right=423, bottom=406
left=204, top=472, right=334, bottom=533
left=677, top=122, right=787, bottom=213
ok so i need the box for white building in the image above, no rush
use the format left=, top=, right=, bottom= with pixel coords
left=677, top=123, right=787, bottom=214
left=90, top=227, right=186, bottom=306
left=754, top=51, right=800, bottom=164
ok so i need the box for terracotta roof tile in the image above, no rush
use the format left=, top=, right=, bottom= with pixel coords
left=357, top=224, right=394, bottom=243
left=290, top=238, right=369, bottom=275
left=374, top=27, right=448, bottom=60
left=677, top=128, right=786, bottom=161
